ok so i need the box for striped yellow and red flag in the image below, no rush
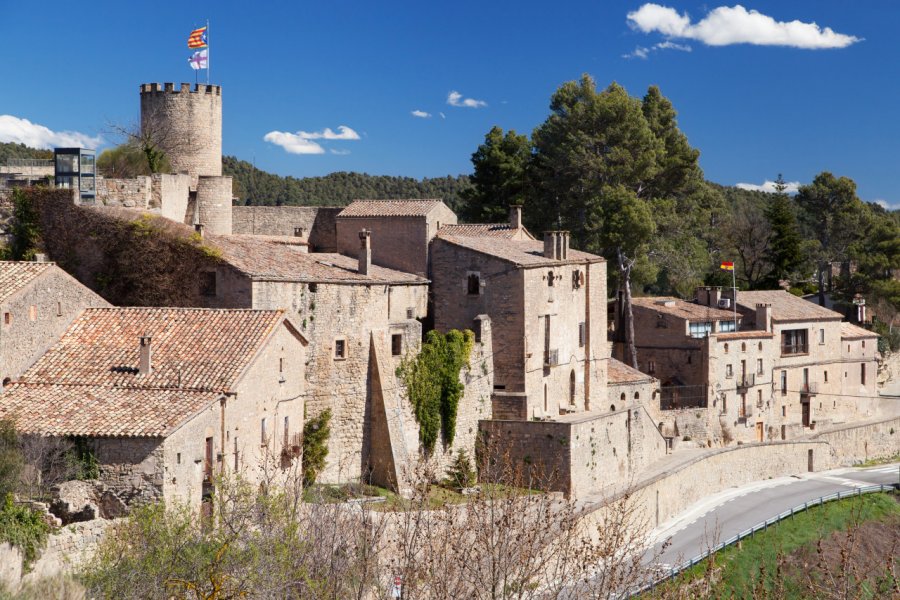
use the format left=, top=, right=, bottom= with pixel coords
left=188, top=27, right=208, bottom=49
left=720, top=261, right=735, bottom=271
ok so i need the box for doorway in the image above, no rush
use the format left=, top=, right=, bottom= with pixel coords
left=755, top=421, right=764, bottom=442
left=801, top=400, right=811, bottom=427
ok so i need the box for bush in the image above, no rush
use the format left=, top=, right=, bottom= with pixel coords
left=447, top=450, right=477, bottom=489
left=0, top=419, right=23, bottom=499
left=0, top=493, right=50, bottom=567
left=302, top=409, right=331, bottom=486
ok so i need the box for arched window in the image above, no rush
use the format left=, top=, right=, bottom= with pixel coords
left=758, top=342, right=763, bottom=351
left=620, top=392, right=626, bottom=402
left=547, top=271, right=554, bottom=287
left=610, top=404, right=616, bottom=412
left=1, top=378, right=9, bottom=388
left=724, top=343, right=729, bottom=353
left=741, top=342, right=747, bottom=352
left=569, top=370, right=576, bottom=405
left=634, top=392, right=640, bottom=400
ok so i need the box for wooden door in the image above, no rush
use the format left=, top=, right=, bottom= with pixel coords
left=802, top=402, right=811, bottom=427
left=755, top=421, right=764, bottom=442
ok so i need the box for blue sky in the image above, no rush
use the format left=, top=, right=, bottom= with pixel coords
left=0, top=1, right=897, bottom=207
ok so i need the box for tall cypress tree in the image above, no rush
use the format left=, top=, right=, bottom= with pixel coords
left=764, top=174, right=802, bottom=287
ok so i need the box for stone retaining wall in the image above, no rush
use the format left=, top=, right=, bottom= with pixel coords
left=811, top=415, right=900, bottom=464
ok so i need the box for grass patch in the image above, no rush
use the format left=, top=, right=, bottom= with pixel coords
left=649, top=491, right=900, bottom=598
left=856, top=454, right=900, bottom=468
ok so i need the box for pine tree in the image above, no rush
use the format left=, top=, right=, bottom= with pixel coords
left=764, top=174, right=803, bottom=286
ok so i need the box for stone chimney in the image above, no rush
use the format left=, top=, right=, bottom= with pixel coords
left=756, top=303, right=773, bottom=332
left=543, top=231, right=558, bottom=260
left=194, top=223, right=204, bottom=238
left=509, top=205, right=523, bottom=230
left=33, top=253, right=47, bottom=263
left=558, top=231, right=569, bottom=260
left=139, top=335, right=153, bottom=376
left=358, top=229, right=372, bottom=275
left=708, top=287, right=722, bottom=308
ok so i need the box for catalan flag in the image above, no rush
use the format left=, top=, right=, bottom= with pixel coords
left=720, top=261, right=735, bottom=271
left=188, top=26, right=208, bottom=49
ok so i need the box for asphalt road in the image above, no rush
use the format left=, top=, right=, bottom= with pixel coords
left=646, top=464, right=900, bottom=570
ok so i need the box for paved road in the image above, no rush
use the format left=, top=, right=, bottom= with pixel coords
left=645, top=464, right=900, bottom=570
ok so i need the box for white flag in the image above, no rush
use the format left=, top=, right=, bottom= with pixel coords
left=189, top=49, right=208, bottom=70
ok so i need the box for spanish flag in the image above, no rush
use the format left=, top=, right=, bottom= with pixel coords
left=188, top=27, right=208, bottom=49
left=720, top=261, right=735, bottom=271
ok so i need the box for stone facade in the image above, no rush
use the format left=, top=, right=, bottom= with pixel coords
left=196, top=175, right=233, bottom=235
left=139, top=83, right=222, bottom=186
left=232, top=206, right=341, bottom=251
left=0, top=263, right=109, bottom=385
left=432, top=233, right=608, bottom=419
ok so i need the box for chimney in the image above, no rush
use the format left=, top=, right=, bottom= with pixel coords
left=139, top=335, right=152, bottom=376
left=755, top=303, right=772, bottom=332
left=509, top=205, right=522, bottom=230
left=543, top=231, right=559, bottom=260
left=358, top=229, right=371, bottom=275
left=194, top=223, right=204, bottom=238
left=709, top=287, right=722, bottom=308
left=33, top=253, right=47, bottom=263
left=559, top=231, right=569, bottom=260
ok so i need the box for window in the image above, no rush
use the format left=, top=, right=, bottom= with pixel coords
left=725, top=364, right=733, bottom=378
left=861, top=363, right=866, bottom=386
left=261, top=418, right=268, bottom=445
left=28, top=306, right=36, bottom=321
left=780, top=370, right=787, bottom=395
left=634, top=392, right=640, bottom=400
left=687, top=354, right=692, bottom=364
left=547, top=271, right=554, bottom=287
left=862, top=340, right=866, bottom=349
left=719, top=320, right=736, bottom=333
left=569, top=370, right=576, bottom=405
left=334, top=339, right=347, bottom=359
left=782, top=406, right=786, bottom=417
left=741, top=342, right=746, bottom=352
left=279, top=357, right=283, bottom=373
left=758, top=342, right=763, bottom=351
left=4, top=313, right=10, bottom=325
left=578, top=322, right=586, bottom=347
left=391, top=334, right=403, bottom=356
left=781, top=329, right=808, bottom=355
left=648, top=360, right=656, bottom=374
left=757, top=359, right=763, bottom=375
left=406, top=307, right=414, bottom=319
left=467, top=273, right=481, bottom=295
left=234, top=438, right=239, bottom=471
left=283, top=416, right=290, bottom=447
left=757, top=389, right=763, bottom=407
left=724, top=343, right=729, bottom=354
left=177, top=452, right=181, bottom=465
left=293, top=226, right=305, bottom=237
left=200, top=271, right=217, bottom=297
left=689, top=322, right=713, bottom=338
left=308, top=283, right=318, bottom=293
left=204, top=437, right=213, bottom=480
left=56, top=301, right=62, bottom=317
left=819, top=328, right=825, bottom=344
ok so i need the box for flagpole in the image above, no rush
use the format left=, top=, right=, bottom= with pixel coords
left=206, top=19, right=210, bottom=85
left=733, top=267, right=738, bottom=330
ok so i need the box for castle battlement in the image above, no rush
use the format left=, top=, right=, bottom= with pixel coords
left=139, top=82, right=222, bottom=96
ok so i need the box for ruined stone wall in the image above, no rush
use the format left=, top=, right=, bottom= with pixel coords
left=155, top=173, right=192, bottom=224
left=139, top=83, right=222, bottom=185
left=231, top=206, right=341, bottom=252
left=0, top=265, right=110, bottom=384
left=95, top=176, right=152, bottom=208
left=86, top=437, right=165, bottom=505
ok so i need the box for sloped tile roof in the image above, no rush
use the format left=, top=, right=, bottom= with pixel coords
left=715, top=331, right=774, bottom=340
left=631, top=297, right=735, bottom=322
left=0, top=385, right=219, bottom=437
left=608, top=358, right=655, bottom=384
left=210, top=235, right=426, bottom=284
left=840, top=322, right=877, bottom=340
left=735, top=290, right=842, bottom=322
left=439, top=224, right=531, bottom=239
left=337, top=199, right=446, bottom=217
left=0, top=261, right=54, bottom=303
left=0, top=308, right=290, bottom=437
left=434, top=235, right=603, bottom=267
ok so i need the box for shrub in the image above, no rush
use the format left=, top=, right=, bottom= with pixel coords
left=447, top=450, right=477, bottom=489
left=0, top=493, right=50, bottom=567
left=0, top=419, right=23, bottom=499
left=302, top=409, right=331, bottom=486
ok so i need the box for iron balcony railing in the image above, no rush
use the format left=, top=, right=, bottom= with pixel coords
left=736, top=373, right=755, bottom=389
left=801, top=381, right=819, bottom=395
left=781, top=343, right=809, bottom=356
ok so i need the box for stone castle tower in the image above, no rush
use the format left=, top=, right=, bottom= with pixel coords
left=139, top=83, right=232, bottom=235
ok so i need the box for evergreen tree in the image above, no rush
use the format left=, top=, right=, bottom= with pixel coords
left=458, top=126, right=531, bottom=223
left=764, top=174, right=803, bottom=286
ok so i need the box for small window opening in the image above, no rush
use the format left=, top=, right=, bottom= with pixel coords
left=724, top=343, right=729, bottom=354
left=391, top=334, right=403, bottom=356
left=578, top=322, right=586, bottom=347
left=335, top=339, right=347, bottom=359
left=56, top=302, right=62, bottom=317
left=177, top=452, right=181, bottom=465
left=547, top=271, right=554, bottom=287
left=4, top=313, right=11, bottom=325
left=261, top=418, right=268, bottom=445
left=200, top=271, right=217, bottom=297
left=467, top=273, right=481, bottom=295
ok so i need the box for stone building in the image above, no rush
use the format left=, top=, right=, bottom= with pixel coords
left=432, top=228, right=608, bottom=420
left=232, top=206, right=342, bottom=251
left=624, top=287, right=882, bottom=447
left=0, top=308, right=307, bottom=511
left=0, top=261, right=108, bottom=386
left=336, top=200, right=458, bottom=276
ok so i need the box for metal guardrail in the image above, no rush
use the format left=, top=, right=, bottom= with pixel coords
left=633, top=483, right=899, bottom=597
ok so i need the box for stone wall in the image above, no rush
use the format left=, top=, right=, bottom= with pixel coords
left=479, top=403, right=666, bottom=499
left=231, top=206, right=341, bottom=252
left=95, top=176, right=152, bottom=207
left=89, top=437, right=165, bottom=505
left=155, top=173, right=192, bottom=224
left=197, top=175, right=233, bottom=235
left=811, top=415, right=900, bottom=465
left=0, top=265, right=110, bottom=384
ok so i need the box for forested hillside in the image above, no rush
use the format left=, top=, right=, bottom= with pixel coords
left=223, top=156, right=471, bottom=209
left=0, top=142, right=52, bottom=163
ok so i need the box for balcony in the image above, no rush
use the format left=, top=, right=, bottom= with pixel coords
left=801, top=381, right=819, bottom=397
left=736, top=373, right=755, bottom=391
left=781, top=343, right=809, bottom=356
left=544, top=349, right=559, bottom=368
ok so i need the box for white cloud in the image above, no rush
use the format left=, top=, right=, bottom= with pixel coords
left=0, top=115, right=102, bottom=149
left=411, top=110, right=432, bottom=118
left=439, top=112, right=446, bottom=119
left=622, top=46, right=651, bottom=59
left=736, top=180, right=801, bottom=194
left=655, top=40, right=692, bottom=52
left=623, top=40, right=692, bottom=59
left=330, top=149, right=351, bottom=156
left=874, top=199, right=900, bottom=211
left=627, top=4, right=861, bottom=49
left=447, top=91, right=487, bottom=108
left=263, top=125, right=360, bottom=155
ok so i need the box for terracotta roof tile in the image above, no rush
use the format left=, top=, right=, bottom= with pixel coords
left=209, top=235, right=427, bottom=284
left=631, top=297, right=735, bottom=322
left=17, top=307, right=284, bottom=391
left=735, top=290, right=842, bottom=322
left=0, top=308, right=290, bottom=437
left=338, top=199, right=446, bottom=217
left=841, top=322, right=877, bottom=340
left=608, top=358, right=654, bottom=384
left=0, top=385, right=218, bottom=437
left=439, top=224, right=533, bottom=239
left=0, top=261, right=54, bottom=303
left=435, top=235, right=603, bottom=267
left=715, top=331, right=774, bottom=340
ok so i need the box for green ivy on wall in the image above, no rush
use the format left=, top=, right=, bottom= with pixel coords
left=398, top=329, right=474, bottom=454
